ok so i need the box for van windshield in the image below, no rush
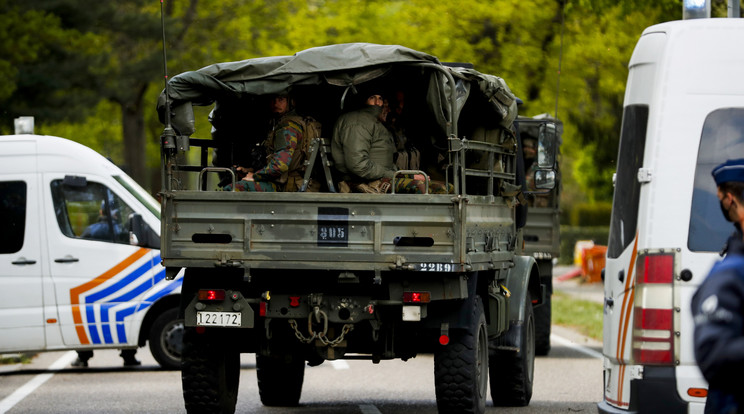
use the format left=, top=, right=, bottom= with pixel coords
left=608, top=105, right=648, bottom=259
left=688, top=108, right=744, bottom=252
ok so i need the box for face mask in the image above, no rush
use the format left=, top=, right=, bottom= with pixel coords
left=720, top=200, right=734, bottom=222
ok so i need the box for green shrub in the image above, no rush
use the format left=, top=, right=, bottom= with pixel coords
left=559, top=225, right=610, bottom=265
left=569, top=202, right=612, bottom=226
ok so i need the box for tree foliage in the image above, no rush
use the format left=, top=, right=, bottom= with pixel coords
left=3, top=0, right=738, bottom=201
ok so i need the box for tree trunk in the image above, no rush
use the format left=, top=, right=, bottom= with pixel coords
left=121, top=84, right=149, bottom=188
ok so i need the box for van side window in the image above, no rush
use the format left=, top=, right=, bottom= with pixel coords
left=50, top=180, right=135, bottom=244
left=689, top=108, right=744, bottom=252
left=0, top=181, right=27, bottom=254
left=608, top=105, right=649, bottom=259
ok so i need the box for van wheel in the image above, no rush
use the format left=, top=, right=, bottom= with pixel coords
left=534, top=294, right=551, bottom=356
left=256, top=353, right=305, bottom=406
left=149, top=308, right=183, bottom=370
left=182, top=327, right=240, bottom=414
left=490, top=294, right=535, bottom=406
left=434, top=297, right=488, bottom=414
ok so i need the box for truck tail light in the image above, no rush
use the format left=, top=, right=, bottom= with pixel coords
left=198, top=289, right=226, bottom=301
left=403, top=291, right=431, bottom=303
left=632, top=252, right=675, bottom=365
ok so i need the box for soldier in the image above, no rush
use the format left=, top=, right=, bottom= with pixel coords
left=225, top=91, right=305, bottom=192
left=691, top=158, right=744, bottom=414
left=332, top=87, right=450, bottom=194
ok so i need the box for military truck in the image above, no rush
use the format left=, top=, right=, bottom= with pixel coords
left=157, top=44, right=558, bottom=414
left=518, top=114, right=562, bottom=356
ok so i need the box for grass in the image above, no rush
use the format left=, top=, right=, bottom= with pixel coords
left=552, top=290, right=603, bottom=341
left=0, top=353, right=34, bottom=365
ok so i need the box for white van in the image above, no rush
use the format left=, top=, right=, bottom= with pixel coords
left=599, top=18, right=744, bottom=413
left=0, top=129, right=183, bottom=369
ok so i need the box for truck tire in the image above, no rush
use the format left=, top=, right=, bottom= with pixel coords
left=149, top=307, right=183, bottom=370
left=489, top=294, right=535, bottom=406
left=182, top=327, right=240, bottom=414
left=434, top=297, right=488, bottom=414
left=534, top=293, right=552, bottom=356
left=256, top=353, right=305, bottom=406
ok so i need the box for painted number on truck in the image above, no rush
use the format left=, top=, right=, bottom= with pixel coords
left=416, top=263, right=456, bottom=272
left=318, top=207, right=349, bottom=247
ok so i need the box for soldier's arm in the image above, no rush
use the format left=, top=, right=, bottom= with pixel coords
left=254, top=121, right=301, bottom=181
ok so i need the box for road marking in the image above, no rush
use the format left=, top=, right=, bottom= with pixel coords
left=551, top=334, right=603, bottom=359
left=0, top=351, right=77, bottom=414
left=330, top=359, right=350, bottom=370
left=359, top=404, right=382, bottom=414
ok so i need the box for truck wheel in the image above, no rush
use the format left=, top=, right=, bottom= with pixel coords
left=534, top=294, right=552, bottom=356
left=489, top=294, right=535, bottom=406
left=149, top=307, right=183, bottom=370
left=434, top=297, right=488, bottom=414
left=256, top=353, right=305, bottom=406
left=182, top=327, right=240, bottom=414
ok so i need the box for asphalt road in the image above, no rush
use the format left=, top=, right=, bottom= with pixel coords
left=0, top=323, right=601, bottom=414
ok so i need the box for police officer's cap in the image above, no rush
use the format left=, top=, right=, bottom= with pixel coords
left=712, top=159, right=744, bottom=185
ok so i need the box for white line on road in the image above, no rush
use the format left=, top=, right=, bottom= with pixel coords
left=359, top=404, right=383, bottom=414
left=551, top=334, right=603, bottom=359
left=0, top=351, right=77, bottom=414
left=330, top=359, right=350, bottom=370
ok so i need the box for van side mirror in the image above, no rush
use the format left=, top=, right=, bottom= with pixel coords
left=537, top=122, right=557, bottom=169
left=128, top=213, right=160, bottom=249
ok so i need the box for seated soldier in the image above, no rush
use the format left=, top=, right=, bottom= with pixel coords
left=331, top=86, right=451, bottom=194
left=224, top=90, right=308, bottom=192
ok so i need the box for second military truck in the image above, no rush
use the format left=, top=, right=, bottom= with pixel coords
left=158, top=44, right=558, bottom=414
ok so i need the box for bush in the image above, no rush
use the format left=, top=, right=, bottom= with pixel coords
left=559, top=225, right=610, bottom=265
left=569, top=202, right=612, bottom=227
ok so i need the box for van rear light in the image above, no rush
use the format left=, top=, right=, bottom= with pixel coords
left=638, top=253, right=674, bottom=284
left=632, top=307, right=674, bottom=364
left=632, top=251, right=676, bottom=365
left=198, top=289, right=226, bottom=301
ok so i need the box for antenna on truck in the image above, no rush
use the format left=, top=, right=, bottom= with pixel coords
left=160, top=0, right=176, bottom=151
left=553, top=0, right=565, bottom=119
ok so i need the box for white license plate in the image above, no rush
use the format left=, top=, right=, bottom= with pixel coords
left=196, top=311, right=242, bottom=327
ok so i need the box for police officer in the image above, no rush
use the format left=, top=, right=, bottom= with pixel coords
left=692, top=158, right=744, bottom=413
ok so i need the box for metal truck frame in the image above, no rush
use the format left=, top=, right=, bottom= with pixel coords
left=157, top=43, right=558, bottom=414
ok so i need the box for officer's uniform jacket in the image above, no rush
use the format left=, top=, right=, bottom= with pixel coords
left=692, top=229, right=744, bottom=413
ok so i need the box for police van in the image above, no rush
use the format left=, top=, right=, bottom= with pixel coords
left=0, top=118, right=183, bottom=369
left=599, top=18, right=744, bottom=413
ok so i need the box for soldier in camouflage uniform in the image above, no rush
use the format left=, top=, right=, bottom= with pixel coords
left=332, top=89, right=451, bottom=194
left=225, top=92, right=304, bottom=192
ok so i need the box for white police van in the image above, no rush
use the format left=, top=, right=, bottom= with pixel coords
left=0, top=118, right=183, bottom=369
left=599, top=17, right=744, bottom=413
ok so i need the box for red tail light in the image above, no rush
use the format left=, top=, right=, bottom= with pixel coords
left=403, top=291, right=431, bottom=303
left=198, top=289, right=226, bottom=301
left=632, top=251, right=676, bottom=365
left=639, top=253, right=674, bottom=284
left=632, top=308, right=674, bottom=364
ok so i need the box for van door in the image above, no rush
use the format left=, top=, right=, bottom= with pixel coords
left=0, top=171, right=45, bottom=352
left=602, top=104, right=649, bottom=408
left=43, top=174, right=160, bottom=348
